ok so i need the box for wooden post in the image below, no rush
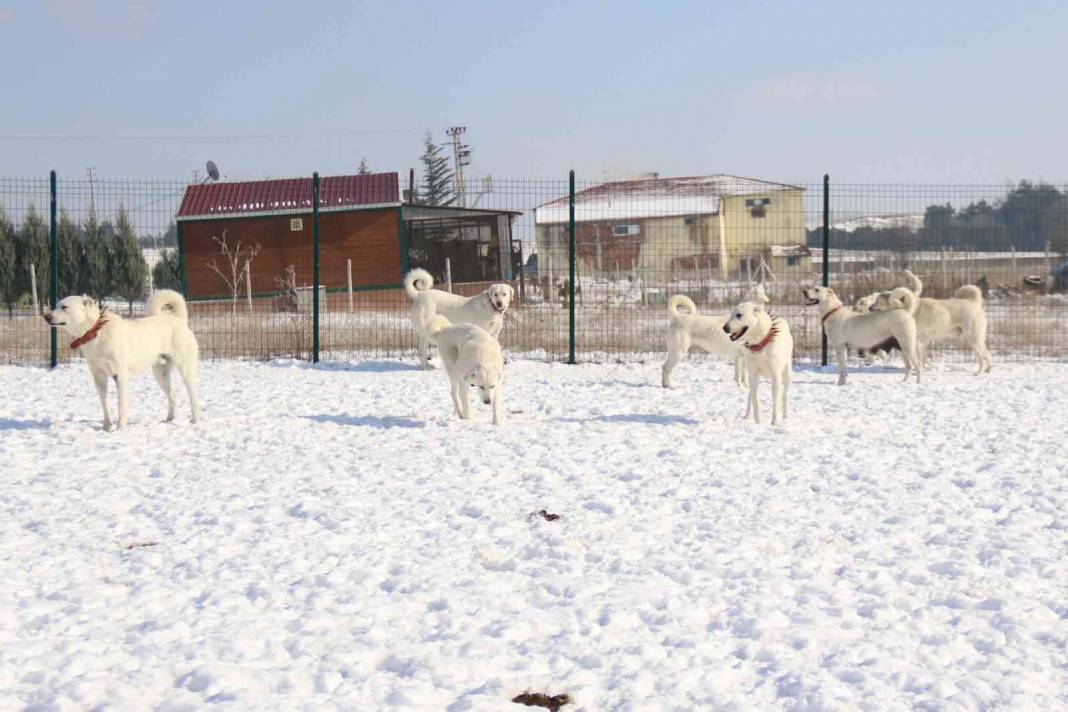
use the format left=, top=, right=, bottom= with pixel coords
left=245, top=267, right=252, bottom=313
left=941, top=247, right=948, bottom=294
left=29, top=263, right=38, bottom=314
left=346, top=259, right=353, bottom=312
left=445, top=258, right=453, bottom=293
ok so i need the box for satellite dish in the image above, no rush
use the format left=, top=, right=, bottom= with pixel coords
left=205, top=160, right=220, bottom=182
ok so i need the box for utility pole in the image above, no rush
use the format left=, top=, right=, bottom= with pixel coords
left=446, top=126, right=471, bottom=208
left=86, top=167, right=97, bottom=212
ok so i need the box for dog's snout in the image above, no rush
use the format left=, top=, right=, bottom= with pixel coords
left=722, top=322, right=731, bottom=334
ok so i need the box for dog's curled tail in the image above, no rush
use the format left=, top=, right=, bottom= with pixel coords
left=903, top=269, right=924, bottom=297
left=147, top=289, right=189, bottom=322
left=404, top=268, right=434, bottom=299
left=667, top=294, right=697, bottom=320
left=893, top=287, right=920, bottom=315
left=956, top=284, right=983, bottom=303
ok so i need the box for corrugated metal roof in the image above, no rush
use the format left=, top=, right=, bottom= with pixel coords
left=176, top=172, right=400, bottom=221
left=534, top=174, right=805, bottom=224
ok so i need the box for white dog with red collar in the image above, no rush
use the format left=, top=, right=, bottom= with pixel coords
left=43, top=290, right=201, bottom=430
left=722, top=298, right=794, bottom=425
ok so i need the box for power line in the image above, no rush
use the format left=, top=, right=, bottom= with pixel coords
left=0, top=128, right=425, bottom=142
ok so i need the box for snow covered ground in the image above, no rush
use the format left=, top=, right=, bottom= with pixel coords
left=1, top=357, right=1065, bottom=710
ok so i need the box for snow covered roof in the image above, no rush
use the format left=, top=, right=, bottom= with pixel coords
left=534, top=174, right=804, bottom=224
left=768, top=244, right=811, bottom=257
left=804, top=213, right=926, bottom=232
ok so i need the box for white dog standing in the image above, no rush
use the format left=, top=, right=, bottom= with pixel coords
left=802, top=286, right=921, bottom=386
left=426, top=315, right=504, bottom=425
left=661, top=283, right=769, bottom=388
left=870, top=270, right=991, bottom=373
left=43, top=290, right=200, bottom=430
left=722, top=299, right=793, bottom=425
left=404, top=268, right=514, bottom=370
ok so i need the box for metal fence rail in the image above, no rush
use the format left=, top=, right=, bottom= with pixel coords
left=1, top=173, right=1066, bottom=367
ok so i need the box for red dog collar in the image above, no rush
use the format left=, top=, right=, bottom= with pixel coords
left=70, top=311, right=109, bottom=350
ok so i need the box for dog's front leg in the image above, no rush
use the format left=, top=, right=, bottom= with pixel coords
left=770, top=373, right=782, bottom=426
left=91, top=367, right=112, bottom=431
left=115, top=373, right=129, bottom=429
left=748, top=374, right=761, bottom=424
left=491, top=388, right=502, bottom=426
left=458, top=383, right=470, bottom=419
left=836, top=346, right=849, bottom=385
left=449, top=380, right=464, bottom=419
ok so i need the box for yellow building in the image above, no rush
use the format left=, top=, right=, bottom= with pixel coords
left=534, top=174, right=806, bottom=282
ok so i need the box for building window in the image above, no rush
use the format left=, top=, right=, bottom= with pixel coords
left=612, top=224, right=640, bottom=236
left=746, top=197, right=770, bottom=219
left=683, top=217, right=698, bottom=226
left=787, top=256, right=799, bottom=266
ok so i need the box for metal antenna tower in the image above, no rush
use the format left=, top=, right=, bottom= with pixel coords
left=446, top=126, right=471, bottom=208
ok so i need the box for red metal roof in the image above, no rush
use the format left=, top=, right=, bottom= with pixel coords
left=176, top=172, right=400, bottom=220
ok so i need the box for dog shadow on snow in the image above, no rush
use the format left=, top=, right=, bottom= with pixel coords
left=0, top=417, right=52, bottom=431
left=303, top=413, right=425, bottom=429
left=266, top=360, right=422, bottom=373
left=553, top=413, right=699, bottom=426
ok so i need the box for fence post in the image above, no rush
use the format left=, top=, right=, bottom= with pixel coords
left=176, top=222, right=187, bottom=297
left=568, top=169, right=576, bottom=365
left=821, top=173, right=830, bottom=367
left=312, top=172, right=320, bottom=363
left=49, top=170, right=58, bottom=368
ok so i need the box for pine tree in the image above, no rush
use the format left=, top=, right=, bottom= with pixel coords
left=418, top=131, right=455, bottom=207
left=0, top=208, right=18, bottom=316
left=152, top=248, right=183, bottom=291
left=81, top=208, right=110, bottom=299
left=15, top=205, right=48, bottom=311
left=57, top=209, right=82, bottom=296
left=357, top=157, right=370, bottom=175
left=110, top=207, right=148, bottom=313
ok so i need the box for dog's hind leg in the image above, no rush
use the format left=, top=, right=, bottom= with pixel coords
left=781, top=364, right=791, bottom=421
left=153, top=363, right=176, bottom=422
left=90, top=366, right=112, bottom=431
left=661, top=331, right=688, bottom=388
left=418, top=335, right=435, bottom=370
left=661, top=347, right=684, bottom=388
left=746, top=365, right=761, bottom=423
left=734, top=356, right=748, bottom=388
left=174, top=358, right=200, bottom=423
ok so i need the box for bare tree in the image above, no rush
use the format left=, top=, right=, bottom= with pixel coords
left=206, top=230, right=260, bottom=315
left=273, top=264, right=300, bottom=311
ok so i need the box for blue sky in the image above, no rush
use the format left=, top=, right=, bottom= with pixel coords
left=2, top=0, right=1066, bottom=183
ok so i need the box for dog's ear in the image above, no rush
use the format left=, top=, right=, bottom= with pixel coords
left=507, top=284, right=515, bottom=299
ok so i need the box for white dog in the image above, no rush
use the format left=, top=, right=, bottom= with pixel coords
left=404, top=268, right=514, bottom=370
left=802, top=286, right=921, bottom=385
left=722, top=299, right=793, bottom=425
left=870, top=270, right=991, bottom=373
left=43, top=290, right=200, bottom=430
left=661, top=283, right=769, bottom=388
left=426, top=315, right=504, bottom=425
